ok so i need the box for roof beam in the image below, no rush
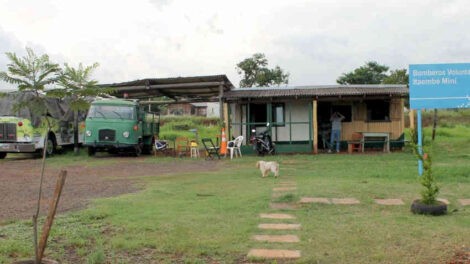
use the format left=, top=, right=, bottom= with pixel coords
left=107, top=81, right=225, bottom=92
left=140, top=98, right=219, bottom=105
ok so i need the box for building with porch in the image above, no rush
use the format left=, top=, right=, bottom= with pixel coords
left=222, top=85, right=408, bottom=154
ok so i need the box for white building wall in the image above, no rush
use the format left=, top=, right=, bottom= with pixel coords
left=206, top=103, right=220, bottom=117
left=231, top=100, right=311, bottom=144
left=272, top=100, right=310, bottom=142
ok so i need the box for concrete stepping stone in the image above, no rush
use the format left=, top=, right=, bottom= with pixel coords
left=260, top=213, right=296, bottom=219
left=332, top=198, right=360, bottom=204
left=272, top=193, right=283, bottom=198
left=437, top=198, right=450, bottom=205
left=258, top=223, right=301, bottom=230
left=248, top=249, right=301, bottom=259
left=269, top=202, right=298, bottom=210
left=458, top=199, right=470, bottom=206
left=253, top=234, right=300, bottom=243
left=374, top=198, right=404, bottom=205
left=273, top=187, right=297, bottom=191
left=300, top=197, right=330, bottom=204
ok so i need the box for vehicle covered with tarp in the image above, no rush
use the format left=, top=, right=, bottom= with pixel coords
left=0, top=92, right=86, bottom=158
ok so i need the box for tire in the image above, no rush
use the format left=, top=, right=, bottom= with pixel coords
left=88, top=147, right=96, bottom=156
left=0, top=152, right=6, bottom=159
left=133, top=144, right=142, bottom=157
left=46, top=134, right=57, bottom=156
left=411, top=199, right=447, bottom=216
left=142, top=138, right=154, bottom=155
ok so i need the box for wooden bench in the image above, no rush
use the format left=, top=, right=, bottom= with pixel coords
left=347, top=132, right=391, bottom=153
left=390, top=139, right=409, bottom=150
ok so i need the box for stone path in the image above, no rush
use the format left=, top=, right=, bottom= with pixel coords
left=437, top=198, right=450, bottom=205
left=458, top=199, right=470, bottom=206
left=258, top=223, right=301, bottom=230
left=248, top=181, right=301, bottom=260
left=260, top=213, right=296, bottom=219
left=248, top=178, right=470, bottom=261
left=299, top=196, right=470, bottom=206
left=253, top=234, right=300, bottom=243
left=374, top=198, right=404, bottom=205
left=248, top=249, right=301, bottom=259
left=332, top=198, right=361, bottom=204
left=300, top=197, right=330, bottom=204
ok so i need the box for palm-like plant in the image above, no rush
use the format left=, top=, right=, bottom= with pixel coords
left=53, top=62, right=107, bottom=155
left=0, top=48, right=60, bottom=112
left=0, top=47, right=60, bottom=264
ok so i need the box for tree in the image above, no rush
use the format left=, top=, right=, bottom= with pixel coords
left=0, top=47, right=61, bottom=264
left=336, top=61, right=389, bottom=85
left=412, top=139, right=439, bottom=205
left=382, top=68, right=408, bottom=84
left=52, top=62, right=108, bottom=155
left=236, top=53, right=289, bottom=87
left=383, top=68, right=410, bottom=108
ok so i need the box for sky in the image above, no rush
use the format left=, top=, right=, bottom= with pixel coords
left=1, top=0, right=470, bottom=91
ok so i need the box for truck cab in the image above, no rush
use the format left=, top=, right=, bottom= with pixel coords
left=84, top=99, right=158, bottom=156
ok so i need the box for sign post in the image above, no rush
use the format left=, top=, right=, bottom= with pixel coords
left=409, top=63, right=470, bottom=175
left=416, top=109, right=423, bottom=175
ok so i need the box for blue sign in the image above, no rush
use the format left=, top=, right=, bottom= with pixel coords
left=409, top=63, right=470, bottom=109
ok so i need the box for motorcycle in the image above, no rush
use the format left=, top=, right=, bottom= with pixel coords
left=250, top=124, right=276, bottom=156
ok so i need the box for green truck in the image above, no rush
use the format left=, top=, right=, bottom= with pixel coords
left=84, top=99, right=159, bottom=156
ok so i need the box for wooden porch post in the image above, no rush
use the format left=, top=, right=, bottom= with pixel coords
left=223, top=102, right=229, bottom=137
left=409, top=109, right=415, bottom=129
left=219, top=84, right=224, bottom=120
left=312, top=99, right=318, bottom=154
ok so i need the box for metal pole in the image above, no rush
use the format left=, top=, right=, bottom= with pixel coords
left=417, top=109, right=423, bottom=175
left=289, top=102, right=292, bottom=144
left=308, top=101, right=313, bottom=148
left=247, top=103, right=250, bottom=141
left=219, top=84, right=224, bottom=120
left=267, top=103, right=272, bottom=136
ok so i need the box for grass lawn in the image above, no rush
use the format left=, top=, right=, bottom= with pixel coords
left=1, top=125, right=470, bottom=263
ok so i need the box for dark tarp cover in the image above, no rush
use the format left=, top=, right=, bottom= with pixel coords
left=0, top=93, right=87, bottom=127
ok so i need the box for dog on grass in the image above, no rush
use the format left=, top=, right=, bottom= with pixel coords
left=256, top=161, right=279, bottom=178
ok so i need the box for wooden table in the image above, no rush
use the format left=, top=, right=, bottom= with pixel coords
left=361, top=132, right=390, bottom=153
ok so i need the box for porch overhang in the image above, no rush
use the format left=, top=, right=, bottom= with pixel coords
left=223, top=84, right=408, bottom=102
left=101, top=75, right=234, bottom=102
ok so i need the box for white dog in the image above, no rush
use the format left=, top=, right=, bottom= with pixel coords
left=256, top=161, right=279, bottom=178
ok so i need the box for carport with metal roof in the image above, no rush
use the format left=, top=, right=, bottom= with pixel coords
left=102, top=75, right=234, bottom=118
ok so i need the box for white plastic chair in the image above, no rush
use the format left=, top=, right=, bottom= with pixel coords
left=226, top=136, right=243, bottom=159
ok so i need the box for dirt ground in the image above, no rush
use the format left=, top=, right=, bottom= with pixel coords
left=0, top=157, right=219, bottom=222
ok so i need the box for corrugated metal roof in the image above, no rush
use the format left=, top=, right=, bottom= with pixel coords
left=104, top=75, right=233, bottom=88
left=223, top=85, right=408, bottom=100
left=100, top=75, right=234, bottom=101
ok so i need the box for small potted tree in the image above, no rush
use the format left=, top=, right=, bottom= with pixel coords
left=410, top=129, right=446, bottom=215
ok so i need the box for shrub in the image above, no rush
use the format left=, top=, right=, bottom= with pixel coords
left=412, top=143, right=439, bottom=205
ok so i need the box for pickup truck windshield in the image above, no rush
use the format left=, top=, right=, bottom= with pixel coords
left=88, top=105, right=134, bottom=120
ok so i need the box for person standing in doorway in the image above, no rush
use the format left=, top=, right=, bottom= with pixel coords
left=329, top=112, right=345, bottom=153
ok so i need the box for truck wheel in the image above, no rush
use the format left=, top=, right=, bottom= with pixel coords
left=46, top=134, right=57, bottom=156
left=0, top=152, right=6, bottom=159
left=88, top=147, right=96, bottom=156
left=142, top=138, right=155, bottom=155
left=134, top=145, right=142, bottom=157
